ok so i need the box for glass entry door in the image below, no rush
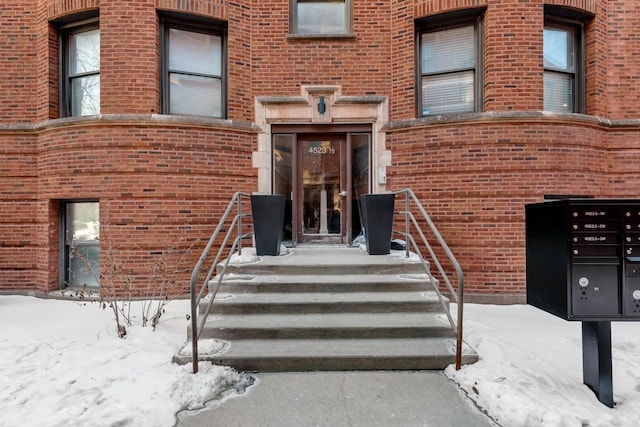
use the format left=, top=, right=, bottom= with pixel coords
left=272, top=128, right=371, bottom=245
left=298, top=136, right=347, bottom=243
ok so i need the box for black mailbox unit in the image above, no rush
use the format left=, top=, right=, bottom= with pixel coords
left=526, top=199, right=640, bottom=408
left=526, top=199, right=640, bottom=320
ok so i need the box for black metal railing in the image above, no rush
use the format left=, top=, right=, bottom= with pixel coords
left=188, top=189, right=464, bottom=372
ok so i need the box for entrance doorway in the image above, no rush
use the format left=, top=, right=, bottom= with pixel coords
left=272, top=125, right=371, bottom=245
left=299, top=135, right=345, bottom=243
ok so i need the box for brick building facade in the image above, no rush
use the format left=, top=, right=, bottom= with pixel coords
left=1, top=0, right=638, bottom=301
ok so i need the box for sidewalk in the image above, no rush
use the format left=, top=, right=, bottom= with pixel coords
left=175, top=371, right=497, bottom=427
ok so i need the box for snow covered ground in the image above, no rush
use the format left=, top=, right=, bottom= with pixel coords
left=1, top=295, right=639, bottom=427
left=447, top=304, right=640, bottom=427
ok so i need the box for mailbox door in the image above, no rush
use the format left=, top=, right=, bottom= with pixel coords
left=623, top=261, right=640, bottom=316
left=571, top=263, right=620, bottom=317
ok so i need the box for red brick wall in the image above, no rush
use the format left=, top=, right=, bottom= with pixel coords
left=387, top=116, right=611, bottom=295
left=0, top=131, right=38, bottom=290
left=100, top=0, right=159, bottom=115
left=1, top=0, right=640, bottom=298
left=603, top=1, right=640, bottom=118
left=484, top=1, right=544, bottom=111
left=250, top=1, right=392, bottom=100
left=0, top=2, right=38, bottom=123
left=36, top=120, right=257, bottom=294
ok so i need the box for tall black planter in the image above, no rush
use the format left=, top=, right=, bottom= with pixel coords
left=251, top=194, right=285, bottom=256
left=360, top=193, right=395, bottom=255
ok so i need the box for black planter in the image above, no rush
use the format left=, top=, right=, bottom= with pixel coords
left=360, top=193, right=396, bottom=255
left=251, top=194, right=285, bottom=256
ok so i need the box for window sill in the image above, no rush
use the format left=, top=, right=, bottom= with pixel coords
left=287, top=33, right=356, bottom=41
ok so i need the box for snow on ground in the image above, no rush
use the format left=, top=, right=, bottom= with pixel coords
left=1, top=295, right=640, bottom=426
left=0, top=295, right=250, bottom=427
left=446, top=304, right=640, bottom=427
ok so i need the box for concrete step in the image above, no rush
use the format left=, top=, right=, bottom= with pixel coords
left=201, top=291, right=446, bottom=314
left=197, top=311, right=454, bottom=340
left=177, top=245, right=478, bottom=371
left=212, top=273, right=436, bottom=294
left=176, top=337, right=479, bottom=371
left=217, top=247, right=429, bottom=276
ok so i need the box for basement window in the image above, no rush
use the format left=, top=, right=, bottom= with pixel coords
left=62, top=201, right=100, bottom=289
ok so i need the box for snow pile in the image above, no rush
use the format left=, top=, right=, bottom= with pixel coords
left=446, top=304, right=640, bottom=426
left=0, top=296, right=249, bottom=427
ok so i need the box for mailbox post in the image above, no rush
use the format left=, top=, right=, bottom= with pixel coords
left=526, top=199, right=640, bottom=407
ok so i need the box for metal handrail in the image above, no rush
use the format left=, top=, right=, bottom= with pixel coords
left=189, top=192, right=252, bottom=374
left=392, top=189, right=465, bottom=370
left=189, top=189, right=464, bottom=372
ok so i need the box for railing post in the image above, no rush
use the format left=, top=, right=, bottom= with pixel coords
left=237, top=194, right=243, bottom=256
left=404, top=191, right=410, bottom=259
left=191, top=304, right=199, bottom=374
left=456, top=288, right=464, bottom=370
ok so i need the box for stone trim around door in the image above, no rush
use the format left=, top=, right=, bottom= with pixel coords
left=253, top=85, right=390, bottom=194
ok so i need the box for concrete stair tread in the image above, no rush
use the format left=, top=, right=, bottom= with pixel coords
left=214, top=273, right=434, bottom=285
left=212, top=337, right=475, bottom=358
left=227, top=247, right=421, bottom=267
left=203, top=312, right=452, bottom=330
left=222, top=273, right=434, bottom=281
left=220, top=248, right=429, bottom=275
left=213, top=273, right=436, bottom=294
left=209, top=290, right=443, bottom=305
left=181, top=337, right=479, bottom=371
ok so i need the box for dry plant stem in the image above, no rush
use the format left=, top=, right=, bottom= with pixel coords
left=67, top=210, right=196, bottom=338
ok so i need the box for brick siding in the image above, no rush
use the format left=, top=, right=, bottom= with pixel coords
left=0, top=0, right=639, bottom=297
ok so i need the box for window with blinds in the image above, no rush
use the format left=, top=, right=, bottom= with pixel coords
left=543, top=25, right=577, bottom=113
left=161, top=16, right=226, bottom=118
left=418, top=21, right=481, bottom=116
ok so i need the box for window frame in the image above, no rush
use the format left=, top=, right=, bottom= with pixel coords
left=59, top=18, right=100, bottom=118
left=59, top=200, right=100, bottom=290
left=543, top=16, right=585, bottom=114
left=160, top=14, right=228, bottom=118
left=289, top=0, right=353, bottom=37
left=416, top=12, right=484, bottom=117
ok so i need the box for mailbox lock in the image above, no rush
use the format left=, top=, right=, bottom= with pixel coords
left=633, top=290, right=640, bottom=300
left=579, top=277, right=590, bottom=288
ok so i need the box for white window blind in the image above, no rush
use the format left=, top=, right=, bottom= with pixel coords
left=168, top=28, right=223, bottom=117
left=544, top=72, right=573, bottom=113
left=421, top=26, right=475, bottom=74
left=544, top=26, right=575, bottom=113
left=422, top=71, right=474, bottom=115
left=421, top=25, right=476, bottom=115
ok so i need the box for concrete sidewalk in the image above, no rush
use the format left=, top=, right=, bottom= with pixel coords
left=175, top=371, right=498, bottom=427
